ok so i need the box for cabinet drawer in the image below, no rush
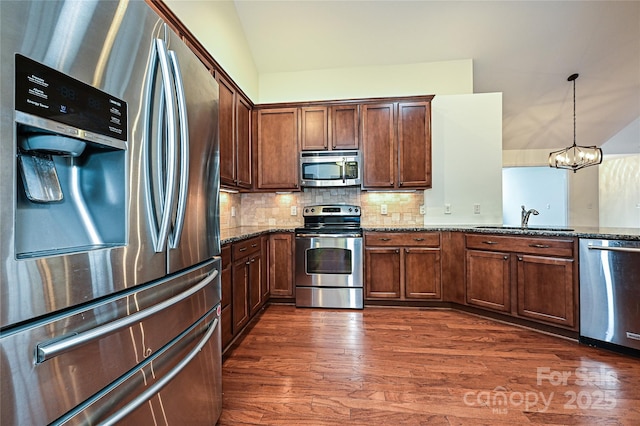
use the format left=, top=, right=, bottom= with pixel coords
left=365, top=232, right=440, bottom=247
left=233, top=236, right=261, bottom=260
left=465, top=234, right=574, bottom=257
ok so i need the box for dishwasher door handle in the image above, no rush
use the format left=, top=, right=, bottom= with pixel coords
left=587, top=245, right=640, bottom=254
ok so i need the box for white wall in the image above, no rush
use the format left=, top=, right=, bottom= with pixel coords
left=164, top=0, right=259, bottom=100
left=425, top=93, right=503, bottom=225
left=599, top=118, right=640, bottom=228
left=258, top=60, right=473, bottom=103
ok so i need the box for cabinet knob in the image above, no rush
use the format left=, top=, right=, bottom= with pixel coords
left=518, top=256, right=523, bottom=261
left=503, top=255, right=509, bottom=260
left=405, top=248, right=409, bottom=253
left=245, top=261, right=250, bottom=265
left=390, top=182, right=394, bottom=186
left=395, top=249, right=400, bottom=254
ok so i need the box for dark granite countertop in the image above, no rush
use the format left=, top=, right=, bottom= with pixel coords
left=221, top=225, right=640, bottom=244
left=362, top=225, right=640, bottom=241
left=221, top=226, right=295, bottom=245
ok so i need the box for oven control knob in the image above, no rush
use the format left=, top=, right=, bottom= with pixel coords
left=354, top=208, right=359, bottom=213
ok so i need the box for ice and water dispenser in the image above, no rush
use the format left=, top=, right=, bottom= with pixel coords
left=15, top=54, right=127, bottom=258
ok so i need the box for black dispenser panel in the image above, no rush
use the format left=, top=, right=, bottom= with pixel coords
left=15, top=54, right=127, bottom=142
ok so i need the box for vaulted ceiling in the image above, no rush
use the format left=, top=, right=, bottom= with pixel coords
left=232, top=0, right=639, bottom=151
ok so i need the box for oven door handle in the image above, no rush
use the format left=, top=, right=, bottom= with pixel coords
left=296, top=233, right=362, bottom=238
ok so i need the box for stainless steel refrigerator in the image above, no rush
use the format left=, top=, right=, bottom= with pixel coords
left=0, top=1, right=222, bottom=424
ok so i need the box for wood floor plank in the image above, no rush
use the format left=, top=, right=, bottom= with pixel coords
left=221, top=305, right=640, bottom=425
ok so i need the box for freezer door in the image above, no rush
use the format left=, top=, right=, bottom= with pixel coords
left=0, top=258, right=221, bottom=425
left=164, top=29, right=221, bottom=274
left=0, top=0, right=169, bottom=327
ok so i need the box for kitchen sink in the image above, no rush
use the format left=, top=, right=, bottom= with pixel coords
left=475, top=225, right=574, bottom=232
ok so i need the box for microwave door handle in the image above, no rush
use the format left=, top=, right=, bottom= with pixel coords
left=154, top=38, right=178, bottom=253
left=167, top=49, right=189, bottom=249
left=342, top=157, right=346, bottom=183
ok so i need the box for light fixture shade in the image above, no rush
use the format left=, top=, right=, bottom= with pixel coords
left=549, top=73, right=603, bottom=173
left=548, top=144, right=603, bottom=172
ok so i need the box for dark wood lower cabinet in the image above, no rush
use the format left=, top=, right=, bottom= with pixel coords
left=466, top=250, right=511, bottom=312
left=364, top=232, right=442, bottom=301
left=517, top=254, right=575, bottom=327
left=464, top=233, right=578, bottom=330
left=405, top=248, right=441, bottom=299
left=365, top=248, right=401, bottom=299
left=269, top=233, right=294, bottom=298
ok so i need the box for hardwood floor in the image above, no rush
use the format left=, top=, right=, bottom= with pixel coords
left=220, top=305, right=640, bottom=425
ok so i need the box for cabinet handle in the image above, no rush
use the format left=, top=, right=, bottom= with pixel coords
left=251, top=243, right=258, bottom=248
left=251, top=258, right=256, bottom=263
left=413, top=238, right=425, bottom=241
left=239, top=247, right=247, bottom=252
left=482, top=241, right=498, bottom=245
left=245, top=261, right=250, bottom=265
left=529, top=244, right=551, bottom=249
left=379, top=238, right=391, bottom=241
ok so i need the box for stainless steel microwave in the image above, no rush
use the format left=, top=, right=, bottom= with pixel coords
left=300, top=150, right=361, bottom=187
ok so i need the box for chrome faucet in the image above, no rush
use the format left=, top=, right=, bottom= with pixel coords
left=521, top=205, right=539, bottom=227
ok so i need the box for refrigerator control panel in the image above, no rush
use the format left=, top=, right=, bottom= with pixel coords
left=15, top=54, right=127, bottom=142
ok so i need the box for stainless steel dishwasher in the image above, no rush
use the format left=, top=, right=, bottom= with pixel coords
left=580, top=239, right=640, bottom=354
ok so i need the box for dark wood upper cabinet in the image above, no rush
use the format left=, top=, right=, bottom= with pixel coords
left=300, top=106, right=328, bottom=150
left=362, top=103, right=396, bottom=188
left=217, top=75, right=236, bottom=187
left=398, top=101, right=432, bottom=188
left=330, top=104, right=359, bottom=150
left=256, top=108, right=300, bottom=190
left=362, top=99, right=433, bottom=190
left=236, top=96, right=252, bottom=189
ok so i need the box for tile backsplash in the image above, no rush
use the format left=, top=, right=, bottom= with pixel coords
left=221, top=188, right=425, bottom=230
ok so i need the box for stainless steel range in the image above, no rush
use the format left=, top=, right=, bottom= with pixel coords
left=295, top=205, right=363, bottom=309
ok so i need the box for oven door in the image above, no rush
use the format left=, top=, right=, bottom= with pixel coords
left=295, top=233, right=363, bottom=288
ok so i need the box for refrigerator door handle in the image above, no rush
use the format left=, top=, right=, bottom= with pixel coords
left=101, top=316, right=219, bottom=426
left=167, top=49, right=189, bottom=250
left=35, top=269, right=219, bottom=363
left=153, top=38, right=178, bottom=253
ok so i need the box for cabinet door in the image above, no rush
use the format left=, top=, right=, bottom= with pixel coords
left=269, top=233, right=294, bottom=297
left=236, top=95, right=252, bottom=188
left=517, top=255, right=575, bottom=328
left=217, top=76, right=236, bottom=187
left=256, top=108, right=300, bottom=190
left=398, top=101, right=431, bottom=188
left=301, top=106, right=328, bottom=150
left=232, top=260, right=249, bottom=333
left=221, top=245, right=233, bottom=349
left=362, top=103, right=395, bottom=188
left=466, top=250, right=511, bottom=312
left=404, top=248, right=441, bottom=299
left=248, top=252, right=263, bottom=316
left=330, top=104, right=359, bottom=150
left=365, top=247, right=401, bottom=299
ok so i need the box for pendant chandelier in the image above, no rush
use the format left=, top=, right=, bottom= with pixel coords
left=548, top=73, right=602, bottom=172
